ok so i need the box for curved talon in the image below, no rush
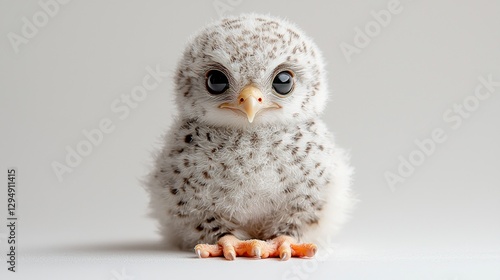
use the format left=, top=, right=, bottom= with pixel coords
left=224, top=250, right=236, bottom=261
left=254, top=247, right=261, bottom=259
left=280, top=252, right=288, bottom=261
left=194, top=243, right=221, bottom=258
left=308, top=245, right=318, bottom=257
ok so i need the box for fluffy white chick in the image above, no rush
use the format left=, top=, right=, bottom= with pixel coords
left=145, top=14, right=355, bottom=260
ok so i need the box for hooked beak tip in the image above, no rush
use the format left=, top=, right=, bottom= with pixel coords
left=219, top=85, right=280, bottom=124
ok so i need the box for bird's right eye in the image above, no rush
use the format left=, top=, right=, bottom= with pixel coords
left=206, top=70, right=229, bottom=94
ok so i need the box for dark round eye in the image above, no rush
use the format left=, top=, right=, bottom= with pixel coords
left=272, top=71, right=294, bottom=95
left=206, top=70, right=229, bottom=94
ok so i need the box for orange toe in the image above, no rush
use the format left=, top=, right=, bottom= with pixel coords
left=236, top=239, right=275, bottom=258
left=291, top=243, right=317, bottom=258
left=194, top=243, right=222, bottom=258
left=270, top=235, right=318, bottom=260
left=194, top=235, right=317, bottom=261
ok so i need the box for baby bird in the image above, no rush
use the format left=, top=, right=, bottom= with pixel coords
left=146, top=14, right=355, bottom=260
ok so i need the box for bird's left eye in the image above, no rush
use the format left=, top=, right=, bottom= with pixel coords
left=272, top=71, right=294, bottom=96
left=206, top=70, right=229, bottom=95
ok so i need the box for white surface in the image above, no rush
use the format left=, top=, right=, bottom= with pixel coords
left=1, top=0, right=499, bottom=279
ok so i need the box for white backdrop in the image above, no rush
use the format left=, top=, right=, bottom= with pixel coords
left=1, top=0, right=499, bottom=279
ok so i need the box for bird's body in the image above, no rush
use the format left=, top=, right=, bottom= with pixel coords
left=146, top=14, right=355, bottom=260
left=148, top=117, right=350, bottom=249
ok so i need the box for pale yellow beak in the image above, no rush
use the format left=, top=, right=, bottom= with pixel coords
left=219, top=85, right=280, bottom=123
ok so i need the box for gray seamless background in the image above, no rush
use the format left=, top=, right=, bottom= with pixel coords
left=0, top=0, right=499, bottom=279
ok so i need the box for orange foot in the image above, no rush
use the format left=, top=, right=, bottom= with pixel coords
left=194, top=235, right=317, bottom=261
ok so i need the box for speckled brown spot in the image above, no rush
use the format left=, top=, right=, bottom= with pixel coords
left=211, top=226, right=220, bottom=232
left=177, top=200, right=187, bottom=206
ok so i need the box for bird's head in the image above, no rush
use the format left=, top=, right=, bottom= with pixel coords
left=174, top=14, right=328, bottom=128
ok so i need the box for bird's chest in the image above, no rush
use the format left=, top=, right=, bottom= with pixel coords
left=192, top=130, right=294, bottom=193
left=171, top=124, right=332, bottom=219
